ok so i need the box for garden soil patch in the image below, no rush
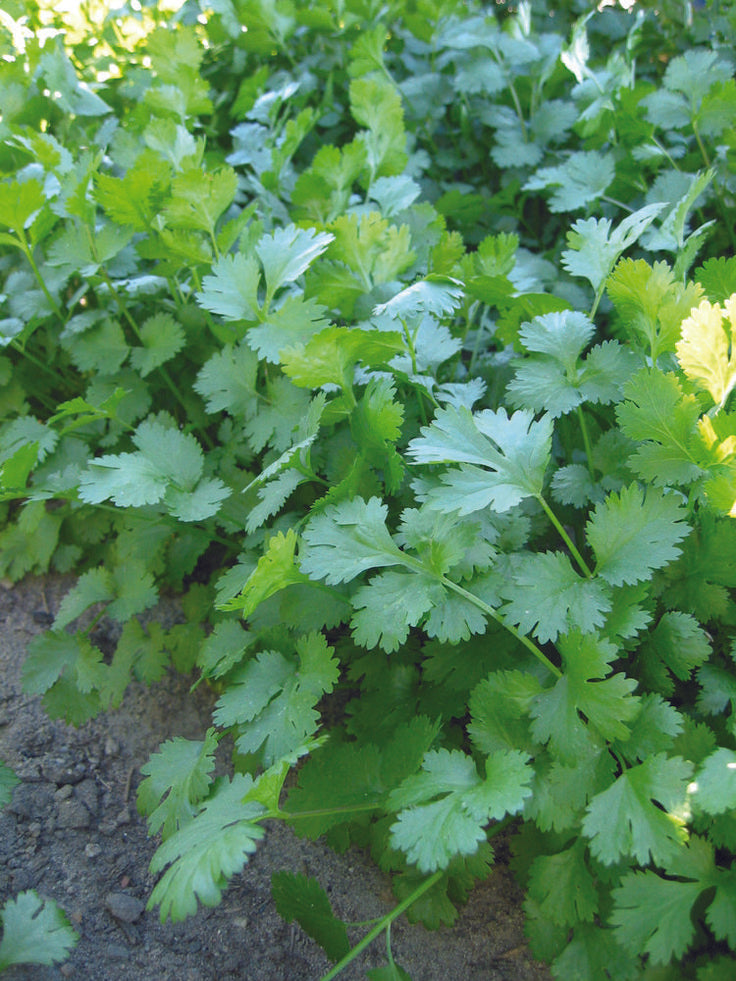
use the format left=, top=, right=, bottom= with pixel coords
left=0, top=576, right=551, bottom=981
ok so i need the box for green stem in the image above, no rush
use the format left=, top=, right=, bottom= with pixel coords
left=18, top=233, right=65, bottom=324
left=600, top=194, right=633, bottom=214
left=10, top=340, right=75, bottom=397
left=576, top=405, right=595, bottom=479
left=437, top=573, right=562, bottom=679
left=536, top=494, right=593, bottom=579
left=319, top=871, right=444, bottom=981
left=692, top=123, right=736, bottom=253
left=588, top=280, right=606, bottom=320
left=277, top=801, right=383, bottom=822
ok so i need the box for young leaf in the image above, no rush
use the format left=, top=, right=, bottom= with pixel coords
left=562, top=204, right=664, bottom=294
left=148, top=774, right=266, bottom=922
left=271, top=872, right=350, bottom=962
left=137, top=729, right=219, bottom=837
left=676, top=296, right=736, bottom=408
left=213, top=633, right=339, bottom=764
left=0, top=891, right=77, bottom=970
left=225, top=530, right=311, bottom=618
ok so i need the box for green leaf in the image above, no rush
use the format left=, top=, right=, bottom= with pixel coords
left=642, top=611, right=712, bottom=683
left=0, top=179, right=45, bottom=232
left=256, top=225, right=334, bottom=302
left=561, top=204, right=664, bottom=292
left=300, top=497, right=406, bottom=585
left=351, top=569, right=444, bottom=653
left=148, top=774, right=266, bottom=922
left=582, top=754, right=692, bottom=866
left=194, top=342, right=260, bottom=417
left=500, top=552, right=612, bottom=643
left=530, top=631, right=639, bottom=763
left=271, top=872, right=350, bottom=962
left=366, top=965, right=412, bottom=981
left=616, top=368, right=704, bottom=485
left=225, top=530, right=311, bottom=618
left=611, top=870, right=701, bottom=964
left=0, top=762, right=19, bottom=809
left=137, top=730, right=219, bottom=837
left=213, top=633, right=339, bottom=765
left=407, top=406, right=553, bottom=515
left=79, top=419, right=227, bottom=519
left=197, top=620, right=254, bottom=679
left=689, top=748, right=736, bottom=815
left=468, top=670, right=543, bottom=756
left=350, top=76, right=407, bottom=177
left=696, top=256, right=736, bottom=304
left=248, top=296, right=329, bottom=364
left=280, top=325, right=404, bottom=391
left=130, top=313, right=186, bottom=377
left=373, top=275, right=465, bottom=321
left=586, top=483, right=690, bottom=586
left=388, top=749, right=532, bottom=872
left=196, top=253, right=260, bottom=321
left=524, top=151, right=614, bottom=213
left=39, top=38, right=110, bottom=115
left=0, top=891, right=77, bottom=969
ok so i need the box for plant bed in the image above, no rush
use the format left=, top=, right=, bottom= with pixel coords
left=2, top=0, right=736, bottom=978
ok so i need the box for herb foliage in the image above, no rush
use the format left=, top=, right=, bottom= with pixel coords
left=3, top=0, right=736, bottom=977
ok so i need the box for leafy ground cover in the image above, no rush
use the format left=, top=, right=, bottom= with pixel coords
left=2, top=0, right=736, bottom=976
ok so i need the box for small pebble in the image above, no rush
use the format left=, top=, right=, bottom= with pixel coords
left=84, top=843, right=102, bottom=859
left=105, top=891, right=145, bottom=923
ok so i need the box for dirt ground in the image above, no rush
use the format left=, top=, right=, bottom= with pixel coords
left=0, top=575, right=552, bottom=981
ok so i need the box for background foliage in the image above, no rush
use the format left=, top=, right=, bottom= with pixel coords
left=2, top=0, right=736, bottom=977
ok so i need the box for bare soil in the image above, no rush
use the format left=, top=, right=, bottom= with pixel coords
left=0, top=575, right=552, bottom=981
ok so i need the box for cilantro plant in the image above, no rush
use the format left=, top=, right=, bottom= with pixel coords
left=3, top=0, right=736, bottom=978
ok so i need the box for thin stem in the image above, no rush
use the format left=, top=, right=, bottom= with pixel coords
left=10, top=340, right=75, bottom=396
left=692, top=122, right=736, bottom=253
left=588, top=280, right=606, bottom=320
left=278, top=802, right=384, bottom=822
left=536, top=494, right=593, bottom=578
left=18, top=233, right=65, bottom=323
left=437, top=573, right=562, bottom=679
left=600, top=194, right=633, bottom=214
left=319, top=871, right=444, bottom=981
left=577, top=405, right=595, bottom=479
